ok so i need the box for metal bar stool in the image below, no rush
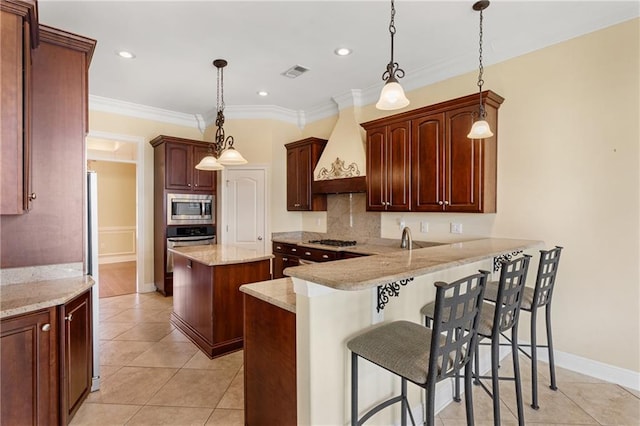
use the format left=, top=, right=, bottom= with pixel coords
left=347, top=271, right=489, bottom=426
left=483, top=246, right=563, bottom=409
left=421, top=255, right=531, bottom=426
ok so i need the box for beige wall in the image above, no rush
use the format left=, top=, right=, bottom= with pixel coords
left=88, top=18, right=639, bottom=372
left=88, top=160, right=136, bottom=261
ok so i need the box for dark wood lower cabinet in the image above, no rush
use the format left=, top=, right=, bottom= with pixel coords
left=0, top=288, right=92, bottom=425
left=244, top=293, right=296, bottom=425
left=171, top=255, right=271, bottom=358
left=60, top=289, right=92, bottom=424
left=1, top=307, right=59, bottom=426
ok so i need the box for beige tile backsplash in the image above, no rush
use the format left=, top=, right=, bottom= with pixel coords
left=325, top=193, right=380, bottom=240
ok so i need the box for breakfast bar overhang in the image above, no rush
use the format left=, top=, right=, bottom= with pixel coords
left=285, top=238, right=543, bottom=425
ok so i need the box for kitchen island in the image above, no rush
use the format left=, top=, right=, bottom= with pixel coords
left=274, top=237, right=542, bottom=425
left=168, top=245, right=272, bottom=358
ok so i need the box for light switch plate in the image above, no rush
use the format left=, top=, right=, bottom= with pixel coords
left=450, top=222, right=463, bottom=234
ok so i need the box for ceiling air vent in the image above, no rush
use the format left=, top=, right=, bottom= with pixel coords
left=281, top=64, right=309, bottom=79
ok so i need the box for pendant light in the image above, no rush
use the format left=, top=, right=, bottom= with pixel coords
left=467, top=1, right=494, bottom=139
left=196, top=59, right=248, bottom=170
left=376, top=0, right=410, bottom=110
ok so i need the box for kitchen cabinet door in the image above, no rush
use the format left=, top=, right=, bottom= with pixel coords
left=60, top=289, right=92, bottom=424
left=412, top=113, right=446, bottom=211
left=285, top=137, right=327, bottom=211
left=1, top=307, right=58, bottom=426
left=366, top=121, right=411, bottom=211
left=1, top=4, right=36, bottom=214
left=193, top=144, right=216, bottom=191
left=164, top=140, right=216, bottom=193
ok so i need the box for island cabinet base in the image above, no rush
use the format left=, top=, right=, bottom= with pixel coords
left=171, top=255, right=270, bottom=358
left=244, top=293, right=296, bottom=425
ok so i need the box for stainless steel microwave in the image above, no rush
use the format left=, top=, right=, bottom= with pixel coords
left=167, top=193, right=214, bottom=225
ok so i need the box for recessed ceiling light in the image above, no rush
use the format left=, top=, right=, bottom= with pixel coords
left=257, top=91, right=269, bottom=97
left=334, top=47, right=352, bottom=56
left=117, top=50, right=136, bottom=59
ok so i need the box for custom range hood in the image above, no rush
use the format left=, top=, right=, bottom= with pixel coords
left=312, top=90, right=367, bottom=194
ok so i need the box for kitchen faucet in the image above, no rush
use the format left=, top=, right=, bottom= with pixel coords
left=400, top=226, right=412, bottom=250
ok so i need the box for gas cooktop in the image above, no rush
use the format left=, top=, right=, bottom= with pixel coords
left=308, top=239, right=357, bottom=247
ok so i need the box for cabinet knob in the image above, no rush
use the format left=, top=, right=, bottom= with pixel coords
left=291, top=248, right=297, bottom=252
left=305, top=251, right=311, bottom=256
left=438, top=201, right=444, bottom=205
left=65, top=314, right=73, bottom=322
left=322, top=254, right=329, bottom=259
left=276, top=245, right=282, bottom=250
left=444, top=200, right=450, bottom=206
left=194, top=184, right=198, bottom=187
left=188, top=183, right=191, bottom=187
left=29, top=193, right=37, bottom=201
left=283, top=257, right=289, bottom=261
left=41, top=323, right=51, bottom=332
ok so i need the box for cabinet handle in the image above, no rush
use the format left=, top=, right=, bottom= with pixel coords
left=438, top=201, right=444, bottom=205
left=41, top=323, right=51, bottom=332
left=444, top=200, right=450, bottom=206
left=291, top=248, right=297, bottom=252
left=305, top=251, right=311, bottom=256
left=187, top=260, right=192, bottom=269
left=276, top=245, right=282, bottom=250
left=65, top=314, right=73, bottom=322
left=322, top=254, right=329, bottom=259
left=29, top=193, right=37, bottom=201
left=283, top=257, right=289, bottom=261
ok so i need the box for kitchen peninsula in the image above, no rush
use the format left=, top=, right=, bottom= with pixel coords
left=168, top=245, right=272, bottom=358
left=243, top=237, right=542, bottom=425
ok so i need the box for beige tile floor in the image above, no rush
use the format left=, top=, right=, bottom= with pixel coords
left=74, top=292, right=639, bottom=425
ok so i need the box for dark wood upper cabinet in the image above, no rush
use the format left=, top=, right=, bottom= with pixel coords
left=363, top=91, right=503, bottom=213
left=285, top=137, right=327, bottom=211
left=154, top=136, right=216, bottom=193
left=1, top=0, right=38, bottom=214
left=365, top=121, right=411, bottom=211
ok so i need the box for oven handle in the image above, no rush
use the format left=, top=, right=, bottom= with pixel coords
left=168, top=236, right=214, bottom=243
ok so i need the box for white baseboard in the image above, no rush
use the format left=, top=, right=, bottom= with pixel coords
left=99, top=254, right=136, bottom=264
left=524, top=341, right=640, bottom=391
left=138, top=282, right=157, bottom=293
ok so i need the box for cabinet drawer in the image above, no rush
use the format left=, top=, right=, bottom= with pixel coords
left=299, top=247, right=339, bottom=262
left=273, top=242, right=300, bottom=256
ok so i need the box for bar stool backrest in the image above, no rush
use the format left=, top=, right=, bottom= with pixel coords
left=532, top=246, right=563, bottom=309
left=493, top=255, right=532, bottom=336
left=429, top=271, right=488, bottom=384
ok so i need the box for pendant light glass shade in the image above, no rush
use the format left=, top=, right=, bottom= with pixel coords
left=467, top=119, right=494, bottom=139
left=195, top=155, right=224, bottom=171
left=218, top=147, right=247, bottom=165
left=376, top=79, right=410, bottom=110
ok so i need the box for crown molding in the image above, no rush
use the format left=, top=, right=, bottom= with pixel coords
left=89, top=95, right=201, bottom=128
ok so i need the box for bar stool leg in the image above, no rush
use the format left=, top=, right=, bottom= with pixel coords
left=491, top=338, right=501, bottom=426
left=512, top=329, right=525, bottom=426
left=464, top=361, right=475, bottom=426
left=351, top=352, right=358, bottom=426
left=546, top=305, right=558, bottom=391
left=401, top=378, right=407, bottom=426
left=530, top=308, right=540, bottom=409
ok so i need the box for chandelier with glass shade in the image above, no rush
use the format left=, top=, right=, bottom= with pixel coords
left=196, top=59, right=247, bottom=171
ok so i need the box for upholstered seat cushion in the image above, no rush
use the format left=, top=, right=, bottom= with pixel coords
left=484, top=281, right=535, bottom=311
left=347, top=320, right=443, bottom=384
left=420, top=301, right=495, bottom=338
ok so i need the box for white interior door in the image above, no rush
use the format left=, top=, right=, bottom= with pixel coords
left=224, top=167, right=267, bottom=252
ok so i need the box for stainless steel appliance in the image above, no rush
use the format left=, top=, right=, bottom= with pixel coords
left=308, top=239, right=357, bottom=247
left=167, top=193, right=214, bottom=225
left=166, top=225, right=216, bottom=273
left=86, top=171, right=100, bottom=392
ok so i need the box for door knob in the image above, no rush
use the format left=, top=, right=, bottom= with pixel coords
left=257, top=236, right=263, bottom=240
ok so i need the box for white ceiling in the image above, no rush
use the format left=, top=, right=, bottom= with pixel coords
left=39, top=1, right=639, bottom=123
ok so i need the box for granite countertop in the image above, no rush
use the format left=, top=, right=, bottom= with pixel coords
left=0, top=275, right=95, bottom=319
left=284, top=238, right=543, bottom=291
left=169, top=244, right=274, bottom=267
left=272, top=236, right=442, bottom=255
left=240, top=278, right=295, bottom=313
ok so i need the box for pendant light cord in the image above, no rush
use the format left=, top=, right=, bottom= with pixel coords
left=477, top=7, right=486, bottom=118
left=382, top=0, right=405, bottom=82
